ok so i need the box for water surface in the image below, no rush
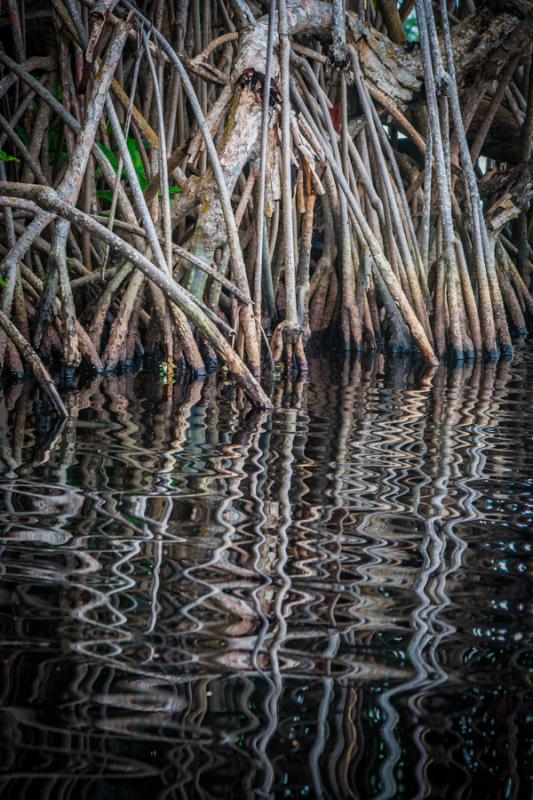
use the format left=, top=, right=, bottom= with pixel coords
left=0, top=351, right=532, bottom=798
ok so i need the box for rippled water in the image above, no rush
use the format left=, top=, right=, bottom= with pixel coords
left=0, top=350, right=532, bottom=799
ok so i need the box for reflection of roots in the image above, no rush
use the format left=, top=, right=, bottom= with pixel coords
left=271, top=321, right=308, bottom=376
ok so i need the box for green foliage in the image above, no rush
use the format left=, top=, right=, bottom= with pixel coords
left=96, top=139, right=180, bottom=204
left=96, top=138, right=147, bottom=195
left=126, top=138, right=147, bottom=188
left=0, top=276, right=7, bottom=287
left=0, top=150, right=19, bottom=163
left=167, top=185, right=181, bottom=205
left=403, top=9, right=419, bottom=42
left=97, top=142, right=120, bottom=173
left=96, top=189, right=114, bottom=201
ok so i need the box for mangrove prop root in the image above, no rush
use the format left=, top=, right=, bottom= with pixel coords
left=0, top=0, right=529, bottom=413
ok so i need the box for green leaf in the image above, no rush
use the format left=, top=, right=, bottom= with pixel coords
left=0, top=276, right=7, bottom=287
left=126, top=138, right=144, bottom=171
left=125, top=138, right=149, bottom=190
left=0, top=149, right=19, bottom=163
left=159, top=185, right=181, bottom=205
left=403, top=10, right=419, bottom=43
left=97, top=139, right=149, bottom=190
left=97, top=142, right=119, bottom=172
left=97, top=189, right=114, bottom=201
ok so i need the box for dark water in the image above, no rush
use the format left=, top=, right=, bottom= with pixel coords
left=0, top=350, right=532, bottom=799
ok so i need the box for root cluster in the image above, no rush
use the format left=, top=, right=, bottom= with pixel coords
left=0, top=0, right=531, bottom=413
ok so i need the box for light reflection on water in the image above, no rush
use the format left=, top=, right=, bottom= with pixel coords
left=0, top=350, right=532, bottom=799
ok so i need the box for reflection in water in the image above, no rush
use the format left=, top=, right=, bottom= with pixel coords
left=0, top=351, right=531, bottom=799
